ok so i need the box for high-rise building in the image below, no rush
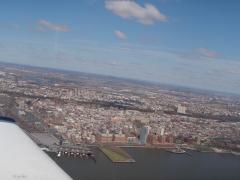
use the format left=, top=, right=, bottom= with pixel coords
left=113, top=131, right=127, bottom=143
left=166, top=135, right=174, bottom=144
left=140, top=126, right=150, bottom=145
left=160, top=127, right=165, bottom=136
left=96, top=130, right=113, bottom=143
left=113, top=134, right=126, bottom=143
left=158, top=135, right=166, bottom=144
left=127, top=136, right=137, bottom=144
left=177, top=104, right=187, bottom=114
left=147, top=134, right=159, bottom=145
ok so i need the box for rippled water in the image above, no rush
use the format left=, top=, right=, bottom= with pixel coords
left=47, top=148, right=240, bottom=180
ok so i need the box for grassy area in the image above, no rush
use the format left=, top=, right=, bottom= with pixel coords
left=99, top=146, right=135, bottom=162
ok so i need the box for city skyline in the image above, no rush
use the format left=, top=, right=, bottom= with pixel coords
left=0, top=0, right=240, bottom=94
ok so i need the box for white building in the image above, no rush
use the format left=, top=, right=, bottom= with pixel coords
left=177, top=104, right=187, bottom=114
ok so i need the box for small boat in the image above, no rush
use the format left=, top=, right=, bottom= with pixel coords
left=212, top=148, right=229, bottom=153
left=167, top=147, right=186, bottom=154
left=231, top=151, right=240, bottom=156
left=57, top=152, right=61, bottom=157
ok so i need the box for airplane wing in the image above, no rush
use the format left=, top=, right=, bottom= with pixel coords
left=0, top=117, right=72, bottom=180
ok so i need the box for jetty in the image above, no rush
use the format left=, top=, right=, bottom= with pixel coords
left=99, top=145, right=135, bottom=163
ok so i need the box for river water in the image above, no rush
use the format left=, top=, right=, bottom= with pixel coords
left=47, top=148, right=240, bottom=180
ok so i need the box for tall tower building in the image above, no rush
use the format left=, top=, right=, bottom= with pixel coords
left=140, top=126, right=150, bottom=145
left=160, top=127, right=165, bottom=136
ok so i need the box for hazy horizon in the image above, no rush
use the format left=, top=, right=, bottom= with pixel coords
left=1, top=60, right=240, bottom=97
left=1, top=0, right=240, bottom=94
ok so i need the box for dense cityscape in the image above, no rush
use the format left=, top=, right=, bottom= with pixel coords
left=0, top=62, right=239, bottom=153
left=1, top=0, right=240, bottom=179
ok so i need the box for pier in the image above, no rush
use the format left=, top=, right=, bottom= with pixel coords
left=99, top=145, right=135, bottom=163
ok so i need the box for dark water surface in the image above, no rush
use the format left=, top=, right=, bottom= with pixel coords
left=47, top=148, right=240, bottom=180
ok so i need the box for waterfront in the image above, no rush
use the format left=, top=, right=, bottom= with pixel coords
left=47, top=148, right=240, bottom=180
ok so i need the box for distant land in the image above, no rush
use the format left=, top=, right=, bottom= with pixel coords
left=0, top=60, right=239, bottom=153
left=0, top=61, right=239, bottom=98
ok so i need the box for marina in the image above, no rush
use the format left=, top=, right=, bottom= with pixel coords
left=41, top=145, right=97, bottom=162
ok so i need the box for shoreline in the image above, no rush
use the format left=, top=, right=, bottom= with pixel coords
left=42, top=143, right=240, bottom=156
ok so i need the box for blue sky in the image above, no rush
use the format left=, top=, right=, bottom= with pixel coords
left=0, top=0, right=240, bottom=94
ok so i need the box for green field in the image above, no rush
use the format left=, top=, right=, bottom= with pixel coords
left=99, top=146, right=135, bottom=163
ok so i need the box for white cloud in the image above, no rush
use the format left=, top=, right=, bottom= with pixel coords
left=37, top=20, right=69, bottom=32
left=196, top=48, right=219, bottom=58
left=180, top=48, right=220, bottom=60
left=105, top=0, right=167, bottom=25
left=114, top=30, right=127, bottom=40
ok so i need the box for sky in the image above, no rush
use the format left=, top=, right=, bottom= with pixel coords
left=0, top=0, right=240, bottom=94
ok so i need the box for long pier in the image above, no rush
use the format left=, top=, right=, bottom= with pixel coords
left=99, top=145, right=135, bottom=163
